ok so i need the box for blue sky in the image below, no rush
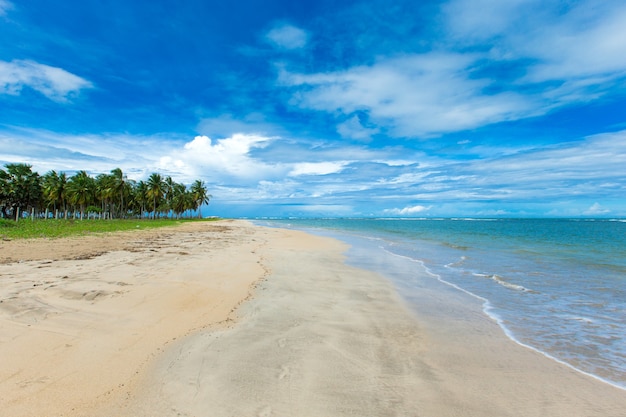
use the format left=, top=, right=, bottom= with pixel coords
left=1, top=0, right=625, bottom=218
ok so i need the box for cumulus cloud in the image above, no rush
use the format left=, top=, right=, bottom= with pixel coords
left=266, top=23, right=308, bottom=49
left=0, top=128, right=288, bottom=186
left=583, top=202, right=610, bottom=216
left=0, top=59, right=93, bottom=102
left=156, top=134, right=285, bottom=182
left=384, top=205, right=432, bottom=216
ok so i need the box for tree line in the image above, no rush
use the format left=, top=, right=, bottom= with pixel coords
left=0, top=163, right=211, bottom=221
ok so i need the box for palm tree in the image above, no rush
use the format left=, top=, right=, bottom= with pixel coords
left=122, top=177, right=136, bottom=217
left=67, top=171, right=95, bottom=220
left=190, top=180, right=211, bottom=219
left=95, top=173, right=114, bottom=219
left=1, top=164, right=212, bottom=221
left=42, top=170, right=68, bottom=219
left=132, top=180, right=149, bottom=219
left=0, top=163, right=42, bottom=220
left=110, top=168, right=128, bottom=218
left=146, top=173, right=165, bottom=219
left=163, top=176, right=176, bottom=218
left=169, top=182, right=190, bottom=219
left=58, top=172, right=68, bottom=218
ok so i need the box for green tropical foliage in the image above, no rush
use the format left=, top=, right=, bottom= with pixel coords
left=0, top=163, right=42, bottom=220
left=0, top=164, right=211, bottom=221
left=191, top=180, right=212, bottom=219
left=42, top=170, right=68, bottom=218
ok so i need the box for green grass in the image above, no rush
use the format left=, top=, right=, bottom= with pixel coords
left=0, top=218, right=220, bottom=240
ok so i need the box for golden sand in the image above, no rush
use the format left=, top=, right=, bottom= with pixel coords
left=1, top=220, right=624, bottom=416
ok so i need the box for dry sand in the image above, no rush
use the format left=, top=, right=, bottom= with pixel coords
left=1, top=220, right=625, bottom=416
left=0, top=220, right=264, bottom=416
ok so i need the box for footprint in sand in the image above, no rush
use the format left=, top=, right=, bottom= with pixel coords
left=277, top=338, right=286, bottom=348
left=278, top=365, right=290, bottom=380
left=18, top=376, right=50, bottom=388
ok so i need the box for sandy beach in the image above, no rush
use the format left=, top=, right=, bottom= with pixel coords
left=1, top=220, right=625, bottom=416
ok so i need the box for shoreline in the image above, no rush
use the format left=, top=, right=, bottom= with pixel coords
left=360, top=238, right=626, bottom=392
left=340, top=242, right=626, bottom=414
left=274, top=221, right=626, bottom=392
left=1, top=221, right=625, bottom=416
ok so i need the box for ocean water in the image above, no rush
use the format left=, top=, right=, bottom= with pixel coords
left=256, top=218, right=626, bottom=390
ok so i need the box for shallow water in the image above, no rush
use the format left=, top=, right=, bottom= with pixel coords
left=256, top=218, right=626, bottom=390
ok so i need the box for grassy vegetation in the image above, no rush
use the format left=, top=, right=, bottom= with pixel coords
left=0, top=218, right=220, bottom=240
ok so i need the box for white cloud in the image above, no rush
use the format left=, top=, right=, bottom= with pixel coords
left=295, top=204, right=355, bottom=215
left=474, top=209, right=511, bottom=217
left=384, top=205, right=432, bottom=216
left=409, top=131, right=626, bottom=203
left=472, top=131, right=626, bottom=182
left=197, top=113, right=283, bottom=137
left=288, top=161, right=347, bottom=177
left=281, top=53, right=535, bottom=138
left=0, top=0, right=13, bottom=16
left=0, top=59, right=93, bottom=102
left=3, top=123, right=624, bottom=217
left=337, top=115, right=380, bottom=141
left=266, top=24, right=308, bottom=50
left=275, top=1, right=626, bottom=139
left=380, top=171, right=437, bottom=185
left=583, top=202, right=610, bottom=215
left=524, top=5, right=626, bottom=82
left=444, top=0, right=536, bottom=43
left=0, top=129, right=288, bottom=186
left=160, top=134, right=284, bottom=181
left=445, top=0, right=626, bottom=85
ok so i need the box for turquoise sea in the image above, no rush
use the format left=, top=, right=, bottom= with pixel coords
left=256, top=218, right=626, bottom=390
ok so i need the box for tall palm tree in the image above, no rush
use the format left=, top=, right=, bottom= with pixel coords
left=96, top=173, right=114, bottom=219
left=190, top=180, right=211, bottom=219
left=42, top=170, right=68, bottom=219
left=146, top=173, right=165, bottom=219
left=163, top=176, right=176, bottom=218
left=110, top=168, right=128, bottom=218
left=133, top=180, right=149, bottom=219
left=58, top=172, right=68, bottom=218
left=67, top=171, right=95, bottom=220
left=122, top=177, right=136, bottom=217
left=169, top=182, right=189, bottom=219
